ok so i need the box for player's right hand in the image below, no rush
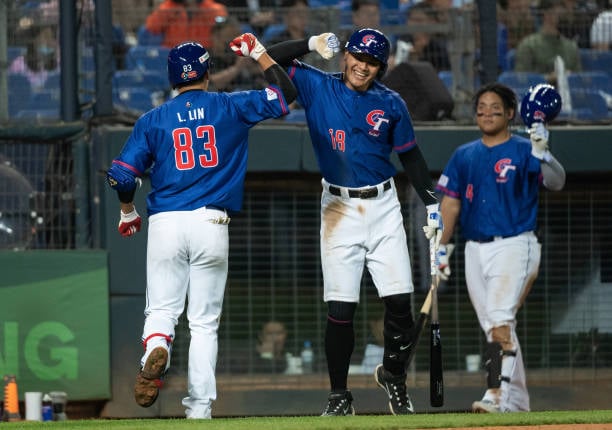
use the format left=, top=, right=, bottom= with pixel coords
left=308, top=33, right=340, bottom=60
left=529, top=122, right=549, bottom=160
left=229, top=33, right=266, bottom=61
left=118, top=207, right=141, bottom=237
left=436, top=243, right=455, bottom=281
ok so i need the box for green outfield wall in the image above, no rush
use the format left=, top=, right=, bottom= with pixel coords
left=0, top=250, right=110, bottom=400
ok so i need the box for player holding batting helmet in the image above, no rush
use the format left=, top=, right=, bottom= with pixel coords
left=519, top=83, right=562, bottom=127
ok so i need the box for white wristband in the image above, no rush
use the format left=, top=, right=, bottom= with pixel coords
left=308, top=36, right=317, bottom=52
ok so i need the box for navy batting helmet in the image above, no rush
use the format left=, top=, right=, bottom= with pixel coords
left=345, top=28, right=390, bottom=72
left=520, top=83, right=562, bottom=127
left=167, top=41, right=210, bottom=88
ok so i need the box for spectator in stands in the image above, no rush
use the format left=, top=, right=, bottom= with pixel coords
left=218, top=0, right=277, bottom=36
left=590, top=8, right=612, bottom=50
left=254, top=321, right=289, bottom=373
left=208, top=16, right=266, bottom=92
left=351, top=0, right=381, bottom=29
left=219, top=320, right=290, bottom=373
left=514, top=0, right=581, bottom=84
left=112, top=0, right=151, bottom=45
left=9, top=19, right=58, bottom=91
left=558, top=0, right=600, bottom=49
left=395, top=2, right=451, bottom=71
left=263, top=0, right=312, bottom=46
left=497, top=0, right=535, bottom=50
left=144, top=0, right=228, bottom=48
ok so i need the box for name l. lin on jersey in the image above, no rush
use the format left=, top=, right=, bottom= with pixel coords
left=495, top=158, right=516, bottom=183
left=177, top=105, right=205, bottom=123
left=366, top=109, right=389, bottom=137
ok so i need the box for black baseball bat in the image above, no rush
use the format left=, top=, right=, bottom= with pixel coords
left=429, top=236, right=444, bottom=407
left=404, top=288, right=432, bottom=369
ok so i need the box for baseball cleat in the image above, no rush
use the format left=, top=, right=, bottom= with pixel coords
left=374, top=364, right=414, bottom=415
left=134, top=346, right=168, bottom=407
left=472, top=399, right=501, bottom=413
left=321, top=390, right=355, bottom=416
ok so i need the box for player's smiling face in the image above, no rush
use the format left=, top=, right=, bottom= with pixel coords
left=343, top=52, right=380, bottom=92
left=475, top=91, right=513, bottom=136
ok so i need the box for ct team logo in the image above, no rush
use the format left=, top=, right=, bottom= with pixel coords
left=533, top=110, right=546, bottom=122
left=361, top=34, right=377, bottom=47
left=366, top=109, right=389, bottom=136
left=494, top=158, right=516, bottom=183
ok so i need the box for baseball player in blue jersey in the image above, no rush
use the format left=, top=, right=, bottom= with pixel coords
left=106, top=34, right=296, bottom=419
left=266, top=28, right=442, bottom=415
left=435, top=82, right=566, bottom=413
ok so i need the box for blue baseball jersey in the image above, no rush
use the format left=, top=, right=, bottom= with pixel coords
left=112, top=86, right=289, bottom=215
left=435, top=134, right=543, bottom=241
left=287, top=61, right=417, bottom=187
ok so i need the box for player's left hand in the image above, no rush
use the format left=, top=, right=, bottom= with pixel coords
left=423, top=203, right=443, bottom=240
left=436, top=243, right=455, bottom=281
left=308, top=33, right=340, bottom=60
left=529, top=122, right=549, bottom=160
left=118, top=207, right=142, bottom=237
left=230, top=33, right=266, bottom=61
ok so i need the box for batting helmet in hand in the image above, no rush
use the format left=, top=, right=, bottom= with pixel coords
left=167, top=41, right=210, bottom=88
left=520, top=83, right=562, bottom=127
left=345, top=28, right=390, bottom=73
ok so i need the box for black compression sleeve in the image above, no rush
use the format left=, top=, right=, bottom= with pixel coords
left=263, top=64, right=297, bottom=104
left=398, top=147, right=437, bottom=206
left=266, top=39, right=310, bottom=67
left=117, top=188, right=136, bottom=204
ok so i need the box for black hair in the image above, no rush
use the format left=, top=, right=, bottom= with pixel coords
left=473, top=82, right=517, bottom=119
left=351, top=0, right=379, bottom=12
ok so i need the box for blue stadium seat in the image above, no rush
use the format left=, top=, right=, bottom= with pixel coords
left=126, top=46, right=170, bottom=72
left=497, top=71, right=547, bottom=100
left=136, top=25, right=163, bottom=46
left=113, top=70, right=169, bottom=93
left=579, top=49, right=612, bottom=75
left=8, top=73, right=32, bottom=118
left=113, top=87, right=158, bottom=113
left=497, top=71, right=547, bottom=88
left=7, top=46, right=26, bottom=65
left=567, top=71, right=612, bottom=94
left=438, top=71, right=453, bottom=93
left=568, top=90, right=609, bottom=122
left=261, top=24, right=287, bottom=44
left=504, top=49, right=516, bottom=72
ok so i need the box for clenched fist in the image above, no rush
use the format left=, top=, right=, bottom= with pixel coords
left=230, top=33, right=266, bottom=61
left=308, top=33, right=340, bottom=60
left=118, top=207, right=142, bottom=237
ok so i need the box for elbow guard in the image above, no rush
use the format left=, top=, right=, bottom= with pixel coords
left=107, top=161, right=140, bottom=196
left=264, top=63, right=297, bottom=105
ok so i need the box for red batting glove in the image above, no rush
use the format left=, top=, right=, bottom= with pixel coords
left=229, top=33, right=266, bottom=61
left=118, top=208, right=141, bottom=237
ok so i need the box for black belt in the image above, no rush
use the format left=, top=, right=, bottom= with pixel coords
left=474, top=235, right=513, bottom=243
left=328, top=180, right=391, bottom=199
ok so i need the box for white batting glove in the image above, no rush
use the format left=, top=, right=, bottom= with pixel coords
left=436, top=243, right=455, bottom=281
left=308, top=33, right=340, bottom=60
left=529, top=122, right=550, bottom=160
left=423, top=203, right=443, bottom=240
left=118, top=207, right=142, bottom=237
left=229, top=33, right=266, bottom=61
